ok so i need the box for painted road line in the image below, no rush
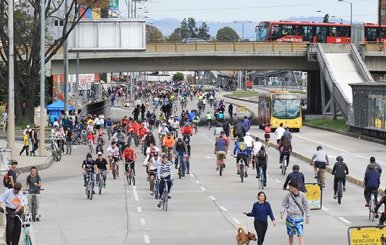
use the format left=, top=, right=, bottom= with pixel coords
left=195, top=180, right=200, bottom=184
left=220, top=206, right=228, bottom=212
left=322, top=206, right=329, bottom=211
left=232, top=218, right=241, bottom=225
left=201, top=187, right=207, bottom=191
left=209, top=196, right=216, bottom=201
left=144, top=235, right=150, bottom=244
left=275, top=179, right=282, bottom=184
left=140, top=218, right=146, bottom=226
left=133, top=186, right=139, bottom=201
left=137, top=207, right=142, bottom=213
left=338, top=217, right=351, bottom=224
left=190, top=173, right=194, bottom=177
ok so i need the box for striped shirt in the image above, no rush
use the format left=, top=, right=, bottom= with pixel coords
left=157, top=162, right=174, bottom=180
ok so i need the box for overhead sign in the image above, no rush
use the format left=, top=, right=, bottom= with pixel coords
left=69, top=74, right=94, bottom=90
left=237, top=106, right=246, bottom=114
left=348, top=226, right=386, bottom=245
left=305, top=183, right=322, bottom=210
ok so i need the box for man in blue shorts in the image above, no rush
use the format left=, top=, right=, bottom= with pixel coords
left=280, top=181, right=310, bottom=245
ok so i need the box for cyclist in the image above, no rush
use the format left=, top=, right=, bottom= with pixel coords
left=213, top=123, right=223, bottom=138
left=169, top=117, right=180, bottom=138
left=374, top=189, right=386, bottom=225
left=192, top=114, right=200, bottom=133
left=54, top=124, right=65, bottom=153
left=86, top=131, right=95, bottom=152
left=255, top=146, right=268, bottom=186
left=332, top=156, right=349, bottom=199
left=95, top=152, right=109, bottom=187
left=122, top=144, right=137, bottom=177
left=157, top=153, right=174, bottom=208
left=162, top=132, right=175, bottom=155
left=143, top=132, right=157, bottom=156
left=174, top=138, right=188, bottom=176
left=278, top=136, right=292, bottom=170
left=252, top=137, right=263, bottom=170
left=233, top=138, right=251, bottom=177
left=264, top=123, right=271, bottom=146
left=158, top=122, right=169, bottom=142
left=82, top=153, right=98, bottom=190
left=25, top=166, right=42, bottom=221
left=274, top=123, right=285, bottom=144
left=366, top=157, right=382, bottom=177
left=214, top=134, right=228, bottom=171
left=206, top=112, right=213, bottom=129
left=148, top=153, right=160, bottom=196
left=143, top=142, right=161, bottom=166
left=113, top=129, right=126, bottom=153
left=106, top=117, right=113, bottom=140
left=243, top=132, right=254, bottom=167
left=364, top=164, right=380, bottom=207
left=310, top=146, right=329, bottom=188
left=107, top=141, right=120, bottom=177
left=283, top=164, right=306, bottom=192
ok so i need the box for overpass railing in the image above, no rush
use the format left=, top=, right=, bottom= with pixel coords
left=362, top=42, right=386, bottom=52
left=146, top=42, right=308, bottom=53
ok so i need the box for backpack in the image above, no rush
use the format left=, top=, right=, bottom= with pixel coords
left=282, top=135, right=291, bottom=149
left=3, top=172, right=10, bottom=188
left=257, top=150, right=266, bottom=161
left=239, top=142, right=247, bottom=152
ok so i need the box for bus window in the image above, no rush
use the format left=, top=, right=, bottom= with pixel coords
left=331, top=26, right=337, bottom=36
left=272, top=25, right=282, bottom=40
left=365, top=28, right=377, bottom=41
left=282, top=25, right=293, bottom=35
left=316, top=26, right=327, bottom=43
left=256, top=22, right=269, bottom=41
left=302, top=25, right=313, bottom=42
left=272, top=97, right=301, bottom=119
left=336, top=26, right=350, bottom=37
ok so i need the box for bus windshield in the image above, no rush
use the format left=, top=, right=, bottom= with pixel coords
left=272, top=94, right=301, bottom=119
left=256, top=22, right=269, bottom=41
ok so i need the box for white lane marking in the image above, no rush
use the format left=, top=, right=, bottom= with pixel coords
left=137, top=207, right=142, bottom=213
left=190, top=173, right=194, bottom=177
left=140, top=218, right=146, bottom=226
left=206, top=156, right=211, bottom=159
left=276, top=179, right=282, bottom=184
left=144, top=235, right=150, bottom=244
left=322, top=206, right=329, bottom=211
left=220, top=206, right=228, bottom=212
left=232, top=218, right=241, bottom=225
left=201, top=187, right=207, bottom=191
left=195, top=180, right=200, bottom=184
left=133, top=186, right=139, bottom=201
left=338, top=217, right=351, bottom=224
left=209, top=195, right=216, bottom=201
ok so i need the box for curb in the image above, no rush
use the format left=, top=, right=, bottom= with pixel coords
left=17, top=156, right=55, bottom=173
left=223, top=93, right=385, bottom=194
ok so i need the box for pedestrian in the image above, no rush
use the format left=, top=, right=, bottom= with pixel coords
left=280, top=181, right=310, bottom=245
left=30, top=128, right=38, bottom=156
left=19, top=130, right=29, bottom=156
left=0, top=182, right=24, bottom=245
left=332, top=156, right=349, bottom=199
left=65, top=127, right=73, bottom=155
left=2, top=109, right=7, bottom=132
left=25, top=166, right=42, bottom=221
left=228, top=103, right=233, bottom=118
left=244, top=191, right=276, bottom=245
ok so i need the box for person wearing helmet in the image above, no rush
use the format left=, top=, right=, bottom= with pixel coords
left=122, top=144, right=137, bottom=178
left=374, top=189, right=386, bottom=225
left=283, top=164, right=306, bottom=192
left=311, top=146, right=329, bottom=188
left=332, top=156, right=349, bottom=199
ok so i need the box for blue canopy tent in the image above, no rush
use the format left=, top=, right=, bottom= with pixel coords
left=46, top=100, right=74, bottom=124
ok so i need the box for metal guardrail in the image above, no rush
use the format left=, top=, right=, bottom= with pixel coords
left=146, top=42, right=308, bottom=53
left=350, top=44, right=374, bottom=83
left=363, top=42, right=386, bottom=52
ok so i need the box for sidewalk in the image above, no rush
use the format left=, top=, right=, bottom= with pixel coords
left=221, top=92, right=386, bottom=193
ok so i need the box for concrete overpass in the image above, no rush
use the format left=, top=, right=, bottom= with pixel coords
left=49, top=42, right=386, bottom=74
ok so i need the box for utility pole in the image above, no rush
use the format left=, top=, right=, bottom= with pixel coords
left=64, top=0, right=69, bottom=115
left=39, top=0, right=46, bottom=157
left=75, top=8, right=80, bottom=113
left=7, top=0, right=15, bottom=156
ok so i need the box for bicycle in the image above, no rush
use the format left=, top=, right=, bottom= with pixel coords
left=110, top=157, right=118, bottom=180
left=281, top=155, right=288, bottom=175
left=315, top=167, right=323, bottom=187
left=368, top=190, right=378, bottom=222
left=96, top=171, right=106, bottom=195
left=217, top=153, right=226, bottom=177
left=88, top=140, right=94, bottom=154
left=0, top=209, right=32, bottom=245
left=193, top=122, right=199, bottom=134
left=85, top=172, right=94, bottom=200
left=239, top=158, right=246, bottom=183
left=50, top=139, right=61, bottom=162
left=125, top=160, right=135, bottom=186
left=258, top=166, right=265, bottom=190
left=27, top=192, right=40, bottom=222
left=337, top=179, right=344, bottom=205
left=153, top=180, right=160, bottom=199
left=159, top=178, right=171, bottom=212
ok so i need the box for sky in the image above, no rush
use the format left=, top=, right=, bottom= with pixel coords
left=137, top=0, right=377, bottom=23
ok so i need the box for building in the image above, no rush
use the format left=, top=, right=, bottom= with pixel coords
left=380, top=0, right=386, bottom=25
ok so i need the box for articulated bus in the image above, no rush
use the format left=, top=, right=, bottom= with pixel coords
left=257, top=91, right=302, bottom=131
left=256, top=21, right=386, bottom=43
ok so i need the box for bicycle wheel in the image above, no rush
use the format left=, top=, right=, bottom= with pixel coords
left=240, top=163, right=244, bottom=183
left=219, top=163, right=223, bottom=176
left=86, top=186, right=90, bottom=199
left=164, top=189, right=168, bottom=212
left=112, top=164, right=116, bottom=180
left=24, top=234, right=32, bottom=245
left=281, top=160, right=287, bottom=175
left=178, top=165, right=182, bottom=179
left=132, top=172, right=136, bottom=186
left=89, top=183, right=94, bottom=200
left=259, top=169, right=265, bottom=190
left=369, top=195, right=374, bottom=221
left=337, top=181, right=343, bottom=204
left=99, top=179, right=103, bottom=195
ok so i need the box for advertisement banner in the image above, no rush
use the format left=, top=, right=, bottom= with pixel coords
left=69, top=74, right=95, bottom=90
left=305, top=183, right=322, bottom=210
left=237, top=106, right=246, bottom=114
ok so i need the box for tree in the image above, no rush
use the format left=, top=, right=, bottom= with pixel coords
left=169, top=17, right=210, bottom=41
left=173, top=72, right=184, bottom=81
left=146, top=25, right=163, bottom=42
left=216, top=27, right=240, bottom=41
left=0, top=0, right=106, bottom=123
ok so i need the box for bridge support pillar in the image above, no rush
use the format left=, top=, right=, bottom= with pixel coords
left=307, top=71, right=322, bottom=114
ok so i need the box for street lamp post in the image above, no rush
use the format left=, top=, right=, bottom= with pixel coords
left=39, top=0, right=46, bottom=157
left=7, top=0, right=15, bottom=156
left=338, top=0, right=353, bottom=26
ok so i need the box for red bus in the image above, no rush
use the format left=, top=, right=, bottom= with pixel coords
left=256, top=21, right=386, bottom=43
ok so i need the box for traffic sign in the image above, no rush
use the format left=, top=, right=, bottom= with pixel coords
left=348, top=226, right=386, bottom=245
left=237, top=106, right=246, bottom=114
left=305, top=183, right=322, bottom=210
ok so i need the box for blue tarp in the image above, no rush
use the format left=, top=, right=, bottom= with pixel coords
left=46, top=100, right=74, bottom=111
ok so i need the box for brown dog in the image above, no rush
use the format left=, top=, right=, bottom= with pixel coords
left=236, top=227, right=257, bottom=245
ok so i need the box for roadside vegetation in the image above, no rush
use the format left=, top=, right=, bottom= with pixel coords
left=227, top=91, right=259, bottom=98
left=305, top=118, right=349, bottom=132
